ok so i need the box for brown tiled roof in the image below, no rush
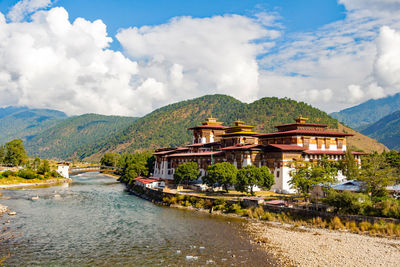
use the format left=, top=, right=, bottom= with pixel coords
left=275, top=123, right=328, bottom=128
left=221, top=144, right=261, bottom=150
left=266, top=144, right=306, bottom=151
left=168, top=151, right=225, bottom=157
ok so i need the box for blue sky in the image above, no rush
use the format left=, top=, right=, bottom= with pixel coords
left=0, top=0, right=346, bottom=50
left=0, top=0, right=399, bottom=116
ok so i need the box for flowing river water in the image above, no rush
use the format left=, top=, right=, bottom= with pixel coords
left=0, top=172, right=275, bottom=266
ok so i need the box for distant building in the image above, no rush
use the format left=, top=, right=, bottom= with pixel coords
left=135, top=176, right=165, bottom=189
left=57, top=162, right=70, bottom=178
left=153, top=116, right=365, bottom=193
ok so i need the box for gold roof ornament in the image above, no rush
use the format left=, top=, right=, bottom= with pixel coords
left=234, top=120, right=245, bottom=126
left=295, top=115, right=308, bottom=124
left=202, top=116, right=222, bottom=125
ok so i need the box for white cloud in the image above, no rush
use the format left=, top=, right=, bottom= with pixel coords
left=117, top=15, right=277, bottom=104
left=347, top=84, right=364, bottom=102
left=374, top=26, right=400, bottom=90
left=338, top=0, right=400, bottom=17
left=7, top=0, right=53, bottom=22
left=0, top=8, right=280, bottom=116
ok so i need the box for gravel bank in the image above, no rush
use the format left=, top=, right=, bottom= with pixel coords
left=0, top=204, right=8, bottom=214
left=0, top=178, right=72, bottom=189
left=246, top=220, right=400, bottom=267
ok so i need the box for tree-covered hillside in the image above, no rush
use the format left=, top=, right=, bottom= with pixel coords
left=361, top=110, right=400, bottom=150
left=25, top=114, right=137, bottom=160
left=0, top=107, right=67, bottom=144
left=330, top=93, right=400, bottom=130
left=83, top=94, right=343, bottom=160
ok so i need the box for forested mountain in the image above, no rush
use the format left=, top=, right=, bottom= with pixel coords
left=0, top=107, right=67, bottom=144
left=330, top=93, right=400, bottom=130
left=360, top=110, right=400, bottom=150
left=25, top=114, right=137, bottom=160
left=82, top=94, right=386, bottom=161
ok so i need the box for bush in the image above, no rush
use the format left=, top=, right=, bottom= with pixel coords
left=359, top=221, right=371, bottom=232
left=323, top=191, right=372, bottom=215
left=375, top=199, right=400, bottom=219
left=1, top=170, right=15, bottom=178
left=213, top=198, right=227, bottom=210
left=330, top=217, right=344, bottom=230
left=17, top=169, right=38, bottom=179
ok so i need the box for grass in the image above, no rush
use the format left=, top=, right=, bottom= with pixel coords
left=0, top=176, right=63, bottom=185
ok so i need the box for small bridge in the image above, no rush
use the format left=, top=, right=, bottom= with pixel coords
left=69, top=166, right=120, bottom=174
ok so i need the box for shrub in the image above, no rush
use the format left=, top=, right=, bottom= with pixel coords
left=330, top=217, right=344, bottom=230
left=1, top=170, right=15, bottom=178
left=323, top=191, right=372, bottom=215
left=359, top=221, right=371, bottom=232
left=17, top=169, right=37, bottom=179
left=213, top=198, right=227, bottom=210
left=195, top=199, right=206, bottom=209
left=375, top=199, right=400, bottom=219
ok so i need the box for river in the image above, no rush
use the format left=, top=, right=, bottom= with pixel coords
left=0, top=172, right=274, bottom=266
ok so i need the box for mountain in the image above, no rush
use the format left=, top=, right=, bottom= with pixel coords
left=330, top=93, right=400, bottom=130
left=25, top=114, right=138, bottom=160
left=360, top=110, right=400, bottom=150
left=81, top=94, right=387, bottom=161
left=0, top=107, right=67, bottom=144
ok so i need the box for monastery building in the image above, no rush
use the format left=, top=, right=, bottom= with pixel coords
left=153, top=116, right=364, bottom=193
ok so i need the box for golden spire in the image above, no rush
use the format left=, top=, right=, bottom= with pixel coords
left=295, top=115, right=308, bottom=124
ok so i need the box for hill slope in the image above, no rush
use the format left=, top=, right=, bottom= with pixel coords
left=330, top=93, right=400, bottom=130
left=0, top=107, right=67, bottom=144
left=82, top=94, right=386, bottom=161
left=25, top=114, right=138, bottom=160
left=360, top=110, right=400, bottom=150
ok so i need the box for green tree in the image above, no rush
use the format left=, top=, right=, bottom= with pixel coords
left=203, top=162, right=237, bottom=192
left=174, top=162, right=199, bottom=185
left=0, top=145, right=5, bottom=164
left=235, top=165, right=262, bottom=195
left=37, top=159, right=50, bottom=175
left=341, top=150, right=359, bottom=180
left=33, top=157, right=41, bottom=170
left=100, top=153, right=120, bottom=167
left=357, top=153, right=397, bottom=197
left=260, top=166, right=275, bottom=190
left=4, top=139, right=27, bottom=166
left=289, top=159, right=338, bottom=197
left=118, top=152, right=153, bottom=184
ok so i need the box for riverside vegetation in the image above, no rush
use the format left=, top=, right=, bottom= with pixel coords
left=104, top=149, right=400, bottom=238
left=0, top=139, right=63, bottom=184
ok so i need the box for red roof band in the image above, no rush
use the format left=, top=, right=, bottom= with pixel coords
left=256, top=129, right=353, bottom=138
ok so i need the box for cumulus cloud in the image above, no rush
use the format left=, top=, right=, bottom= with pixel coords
left=7, top=0, right=53, bottom=22
left=338, top=0, right=400, bottom=17
left=117, top=15, right=276, bottom=103
left=374, top=26, right=400, bottom=89
left=0, top=7, right=279, bottom=116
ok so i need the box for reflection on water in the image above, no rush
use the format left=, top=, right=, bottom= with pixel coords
left=0, top=172, right=274, bottom=266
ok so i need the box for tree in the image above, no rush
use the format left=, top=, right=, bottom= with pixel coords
left=236, top=165, right=262, bottom=195
left=33, top=157, right=41, bottom=170
left=203, top=162, right=237, bottom=192
left=357, top=153, right=397, bottom=197
left=174, top=162, right=199, bottom=185
left=0, top=145, right=5, bottom=164
left=4, top=139, right=27, bottom=166
left=289, top=159, right=338, bottom=197
left=100, top=153, right=120, bottom=167
left=340, top=150, right=359, bottom=180
left=37, top=160, right=50, bottom=175
left=118, top=152, right=153, bottom=184
left=260, top=166, right=275, bottom=190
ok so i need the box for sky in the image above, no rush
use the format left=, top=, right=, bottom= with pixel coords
left=0, top=0, right=399, bottom=116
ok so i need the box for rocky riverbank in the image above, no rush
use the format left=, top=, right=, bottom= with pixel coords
left=246, top=220, right=400, bottom=267
left=0, top=178, right=72, bottom=189
left=0, top=204, right=8, bottom=215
